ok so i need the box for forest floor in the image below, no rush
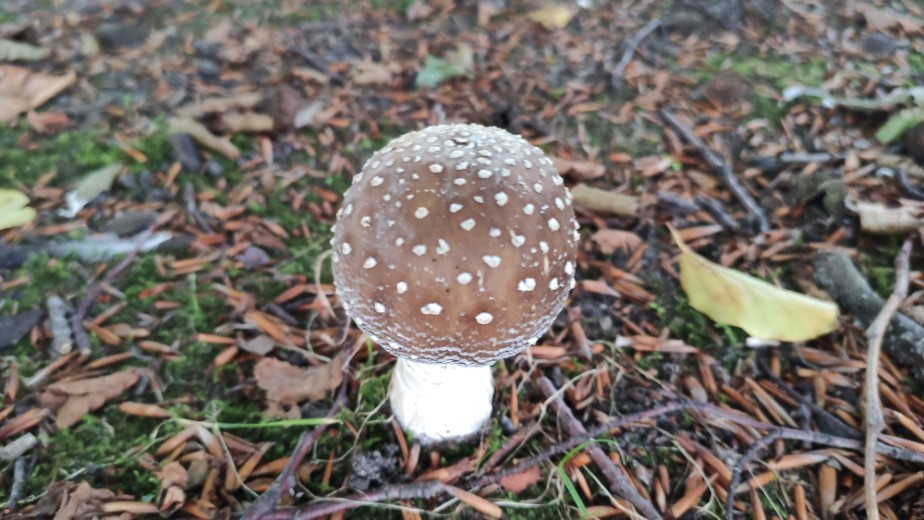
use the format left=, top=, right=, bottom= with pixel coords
left=1, top=0, right=924, bottom=518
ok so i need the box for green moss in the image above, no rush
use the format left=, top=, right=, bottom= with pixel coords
left=703, top=53, right=828, bottom=89
left=25, top=409, right=163, bottom=500
left=11, top=254, right=84, bottom=308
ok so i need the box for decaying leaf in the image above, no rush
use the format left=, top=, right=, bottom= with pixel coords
left=36, top=481, right=117, bottom=520
left=499, top=465, right=541, bottom=493
left=222, top=112, right=274, bottom=133
left=176, top=92, right=263, bottom=118
left=254, top=352, right=344, bottom=404
left=62, top=164, right=123, bottom=218
left=352, top=59, right=394, bottom=85
left=590, top=229, right=642, bottom=254
left=855, top=200, right=924, bottom=234
left=671, top=227, right=839, bottom=342
left=415, top=44, right=473, bottom=88
left=168, top=117, right=240, bottom=159
left=570, top=183, right=639, bottom=217
left=0, top=188, right=37, bottom=230
left=40, top=368, right=142, bottom=428
left=0, top=65, right=76, bottom=122
left=526, top=4, right=575, bottom=29
left=156, top=461, right=188, bottom=516
left=552, top=157, right=605, bottom=180
left=0, top=38, right=51, bottom=61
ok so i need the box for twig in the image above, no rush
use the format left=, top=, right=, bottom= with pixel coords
left=70, top=228, right=155, bottom=357
left=184, top=182, right=213, bottom=233
left=6, top=457, right=27, bottom=511
left=537, top=376, right=661, bottom=520
left=658, top=109, right=770, bottom=233
left=610, top=19, right=662, bottom=87
left=695, top=194, right=740, bottom=230
left=864, top=239, right=913, bottom=520
left=242, top=378, right=350, bottom=520
left=724, top=429, right=782, bottom=519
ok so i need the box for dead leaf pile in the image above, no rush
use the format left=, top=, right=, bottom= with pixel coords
left=0, top=65, right=75, bottom=122
left=40, top=368, right=142, bottom=428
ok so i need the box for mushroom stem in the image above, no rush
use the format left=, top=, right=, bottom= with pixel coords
left=390, top=358, right=494, bottom=444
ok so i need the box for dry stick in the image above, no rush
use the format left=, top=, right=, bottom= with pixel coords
left=610, top=19, right=662, bottom=87
left=724, top=429, right=782, bottom=520
left=184, top=182, right=214, bottom=233
left=242, top=382, right=349, bottom=520
left=864, top=239, right=914, bottom=520
left=6, top=457, right=27, bottom=511
left=70, top=227, right=157, bottom=356
left=536, top=376, right=662, bottom=520
left=658, top=109, right=770, bottom=233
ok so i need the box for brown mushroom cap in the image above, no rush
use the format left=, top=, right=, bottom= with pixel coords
left=331, top=124, right=578, bottom=365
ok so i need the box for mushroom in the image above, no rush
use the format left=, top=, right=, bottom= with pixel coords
left=331, top=124, right=578, bottom=443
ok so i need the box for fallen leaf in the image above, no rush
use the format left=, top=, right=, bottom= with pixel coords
left=499, top=465, right=541, bottom=493
left=168, top=117, right=240, bottom=159
left=254, top=352, right=344, bottom=404
left=176, top=92, right=263, bottom=118
left=570, top=183, right=639, bottom=217
left=857, top=5, right=923, bottom=33
left=49, top=481, right=116, bottom=520
left=552, top=157, right=605, bottom=180
left=876, top=108, right=924, bottom=144
left=415, top=44, right=474, bottom=88
left=0, top=65, right=76, bottom=122
left=0, top=189, right=37, bottom=230
left=156, top=461, right=188, bottom=516
left=0, top=38, right=51, bottom=61
left=590, top=229, right=642, bottom=254
left=671, top=226, right=838, bottom=342
left=40, top=368, right=142, bottom=428
left=855, top=200, right=924, bottom=234
left=526, top=4, right=575, bottom=29
left=239, top=335, right=276, bottom=355
left=222, top=112, right=274, bottom=133
left=62, top=164, right=123, bottom=218
left=352, top=59, right=393, bottom=85
left=26, top=109, right=69, bottom=133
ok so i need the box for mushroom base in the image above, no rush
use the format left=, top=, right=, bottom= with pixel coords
left=389, top=358, right=494, bottom=444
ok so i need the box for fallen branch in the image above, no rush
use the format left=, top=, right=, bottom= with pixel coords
left=864, top=239, right=913, bottom=520
left=536, top=375, right=661, bottom=520
left=725, top=429, right=782, bottom=520
left=813, top=251, right=924, bottom=380
left=658, top=109, right=769, bottom=233
left=610, top=19, right=661, bottom=87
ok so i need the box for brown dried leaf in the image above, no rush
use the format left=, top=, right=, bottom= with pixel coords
left=222, top=112, right=274, bottom=133
left=446, top=486, right=502, bottom=518
left=0, top=65, right=76, bottom=122
left=168, top=117, right=240, bottom=159
left=40, top=368, right=141, bottom=428
left=352, top=59, right=394, bottom=85
left=571, top=183, right=639, bottom=217
left=552, top=157, right=605, bottom=180
left=52, top=481, right=116, bottom=520
left=590, top=229, right=642, bottom=254
left=254, top=352, right=344, bottom=404
left=857, top=5, right=923, bottom=33
left=157, top=461, right=188, bottom=516
left=499, top=465, right=540, bottom=493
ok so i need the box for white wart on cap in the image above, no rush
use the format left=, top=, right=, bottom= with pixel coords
left=332, top=124, right=578, bottom=365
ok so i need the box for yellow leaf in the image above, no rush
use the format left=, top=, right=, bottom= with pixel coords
left=526, top=5, right=575, bottom=29
left=670, top=226, right=838, bottom=342
left=0, top=189, right=37, bottom=230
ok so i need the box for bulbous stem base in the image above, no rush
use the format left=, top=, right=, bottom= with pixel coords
left=389, top=358, right=494, bottom=444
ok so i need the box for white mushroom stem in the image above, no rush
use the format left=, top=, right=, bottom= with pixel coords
left=389, top=358, right=494, bottom=444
